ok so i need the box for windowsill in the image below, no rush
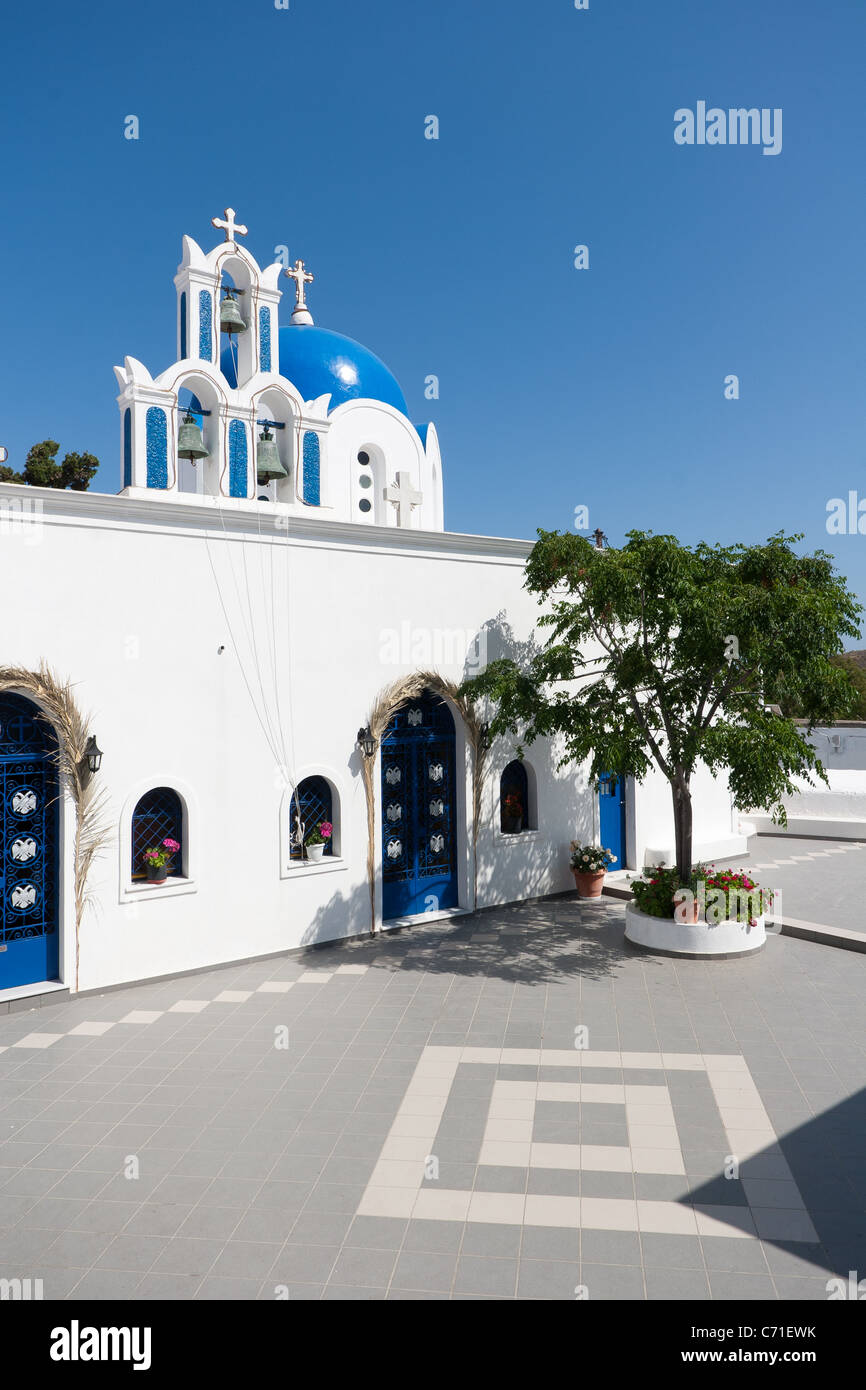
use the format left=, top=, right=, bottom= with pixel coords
left=121, top=876, right=198, bottom=904
left=280, top=856, right=348, bottom=881
left=495, top=829, right=541, bottom=843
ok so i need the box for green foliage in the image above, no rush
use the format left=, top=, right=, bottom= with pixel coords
left=460, top=528, right=863, bottom=876
left=829, top=655, right=866, bottom=720
left=0, top=441, right=99, bottom=491
left=630, top=866, right=686, bottom=918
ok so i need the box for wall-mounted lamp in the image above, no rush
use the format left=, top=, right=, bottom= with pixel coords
left=356, top=726, right=377, bottom=759
left=81, top=734, right=103, bottom=782
left=479, top=722, right=492, bottom=751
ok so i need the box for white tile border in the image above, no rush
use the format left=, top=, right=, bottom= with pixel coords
left=355, top=1046, right=818, bottom=1242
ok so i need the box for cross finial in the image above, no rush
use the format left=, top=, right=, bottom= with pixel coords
left=285, top=259, right=314, bottom=324
left=384, top=471, right=423, bottom=528
left=211, top=207, right=248, bottom=244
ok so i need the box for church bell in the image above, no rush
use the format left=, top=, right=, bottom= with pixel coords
left=220, top=288, right=247, bottom=335
left=256, top=425, right=288, bottom=483
left=177, top=411, right=209, bottom=462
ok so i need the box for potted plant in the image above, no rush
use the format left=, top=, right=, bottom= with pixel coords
left=626, top=863, right=772, bottom=956
left=501, top=792, right=524, bottom=834
left=305, top=821, right=332, bottom=863
left=569, top=841, right=616, bottom=897
left=141, top=837, right=180, bottom=885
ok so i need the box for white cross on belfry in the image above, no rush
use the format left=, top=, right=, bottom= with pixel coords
left=211, top=208, right=248, bottom=243
left=384, top=471, right=423, bottom=528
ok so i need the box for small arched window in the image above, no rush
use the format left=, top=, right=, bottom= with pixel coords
left=499, top=761, right=529, bottom=834
left=131, top=788, right=184, bottom=879
left=289, top=776, right=334, bottom=860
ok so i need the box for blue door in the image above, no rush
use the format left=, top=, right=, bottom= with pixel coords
left=381, top=692, right=458, bottom=919
left=598, top=772, right=626, bottom=871
left=0, top=695, right=60, bottom=989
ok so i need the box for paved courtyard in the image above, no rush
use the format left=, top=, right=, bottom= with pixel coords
left=0, top=896, right=864, bottom=1300
left=739, top=833, right=866, bottom=936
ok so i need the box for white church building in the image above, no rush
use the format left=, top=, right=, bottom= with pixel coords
left=0, top=210, right=745, bottom=1002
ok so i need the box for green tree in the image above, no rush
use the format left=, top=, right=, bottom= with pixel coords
left=0, top=440, right=99, bottom=491
left=460, top=529, right=862, bottom=882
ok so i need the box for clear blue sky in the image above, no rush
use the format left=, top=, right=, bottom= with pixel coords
left=2, top=0, right=865, bottom=636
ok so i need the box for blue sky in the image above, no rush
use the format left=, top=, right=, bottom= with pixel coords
left=2, top=0, right=865, bottom=635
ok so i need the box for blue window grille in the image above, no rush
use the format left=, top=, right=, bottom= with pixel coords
left=260, top=306, right=272, bottom=372
left=289, top=776, right=333, bottom=860
left=123, top=408, right=132, bottom=488
left=302, top=431, right=320, bottom=505
left=180, top=290, right=187, bottom=359
left=228, top=419, right=248, bottom=498
left=199, top=289, right=213, bottom=361
left=500, top=760, right=528, bottom=833
left=145, top=407, right=168, bottom=489
left=131, top=787, right=184, bottom=880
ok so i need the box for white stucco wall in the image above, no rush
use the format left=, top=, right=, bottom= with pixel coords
left=747, top=724, right=866, bottom=838
left=0, top=486, right=589, bottom=994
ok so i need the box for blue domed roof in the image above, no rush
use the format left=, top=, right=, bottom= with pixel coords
left=220, top=324, right=408, bottom=415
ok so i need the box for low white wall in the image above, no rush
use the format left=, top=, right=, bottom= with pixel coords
left=747, top=726, right=866, bottom=838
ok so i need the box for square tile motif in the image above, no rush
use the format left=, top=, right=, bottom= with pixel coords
left=356, top=1047, right=818, bottom=1246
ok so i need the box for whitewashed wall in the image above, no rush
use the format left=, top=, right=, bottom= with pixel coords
left=746, top=723, right=866, bottom=839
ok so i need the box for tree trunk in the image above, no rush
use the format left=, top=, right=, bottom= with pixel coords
left=671, top=774, right=693, bottom=883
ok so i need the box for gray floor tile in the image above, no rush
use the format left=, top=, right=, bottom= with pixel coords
left=580, top=1263, right=646, bottom=1300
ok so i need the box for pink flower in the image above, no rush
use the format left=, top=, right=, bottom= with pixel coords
left=163, top=838, right=180, bottom=852
left=320, top=822, right=333, bottom=839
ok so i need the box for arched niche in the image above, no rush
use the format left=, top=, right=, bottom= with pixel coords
left=173, top=371, right=225, bottom=497
left=215, top=252, right=257, bottom=388
left=252, top=385, right=298, bottom=507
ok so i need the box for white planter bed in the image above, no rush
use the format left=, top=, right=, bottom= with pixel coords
left=624, top=902, right=766, bottom=958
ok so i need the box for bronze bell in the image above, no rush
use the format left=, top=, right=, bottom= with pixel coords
left=177, top=411, right=209, bottom=462
left=220, top=288, right=247, bottom=335
left=256, top=425, right=288, bottom=483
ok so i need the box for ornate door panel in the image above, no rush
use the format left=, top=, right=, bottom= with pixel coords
left=0, top=695, right=60, bottom=989
left=381, top=693, right=458, bottom=919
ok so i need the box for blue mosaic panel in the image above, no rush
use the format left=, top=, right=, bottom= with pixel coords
left=229, top=419, right=248, bottom=499
left=123, top=408, right=132, bottom=488
left=289, top=776, right=333, bottom=861
left=180, top=290, right=187, bottom=359
left=198, top=289, right=213, bottom=362
left=145, top=407, right=168, bottom=489
left=260, top=306, right=272, bottom=372
left=0, top=693, right=59, bottom=987
left=302, top=431, right=320, bottom=505
left=131, top=787, right=183, bottom=880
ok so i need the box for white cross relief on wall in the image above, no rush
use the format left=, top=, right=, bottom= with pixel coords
left=384, top=471, right=423, bottom=528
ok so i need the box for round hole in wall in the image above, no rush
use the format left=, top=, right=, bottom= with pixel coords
left=359, top=474, right=372, bottom=489
left=359, top=498, right=372, bottom=513
left=358, top=450, right=370, bottom=465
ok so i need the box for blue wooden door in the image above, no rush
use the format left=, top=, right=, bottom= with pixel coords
left=0, top=695, right=60, bottom=989
left=381, top=692, right=458, bottom=919
left=598, top=772, right=626, bottom=870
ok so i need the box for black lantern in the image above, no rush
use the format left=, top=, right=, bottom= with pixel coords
left=356, top=726, right=377, bottom=759
left=84, top=735, right=103, bottom=774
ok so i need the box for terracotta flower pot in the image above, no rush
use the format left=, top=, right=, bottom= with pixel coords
left=573, top=869, right=605, bottom=898
left=674, top=897, right=702, bottom=924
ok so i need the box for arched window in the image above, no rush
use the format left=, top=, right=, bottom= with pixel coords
left=131, top=788, right=184, bottom=880
left=289, top=776, right=334, bottom=860
left=499, top=760, right=529, bottom=834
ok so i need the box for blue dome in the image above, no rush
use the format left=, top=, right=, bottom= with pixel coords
left=220, top=324, right=408, bottom=415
